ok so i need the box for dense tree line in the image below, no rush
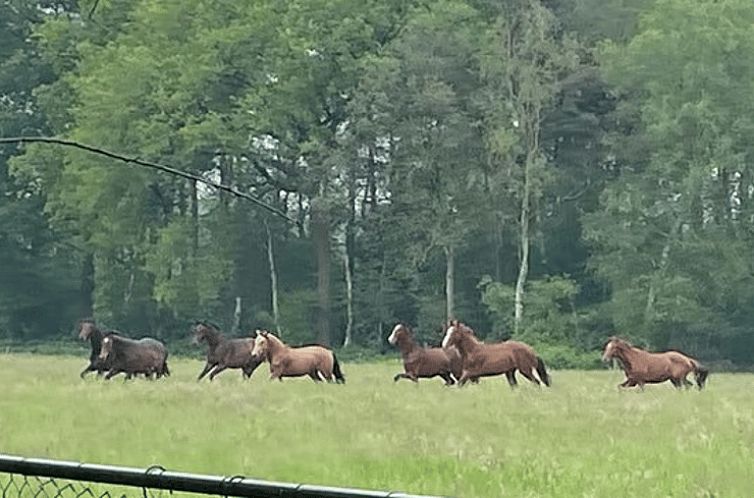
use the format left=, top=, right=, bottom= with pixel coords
left=1, top=0, right=752, bottom=365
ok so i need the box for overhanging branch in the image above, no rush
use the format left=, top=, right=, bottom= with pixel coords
left=0, top=136, right=300, bottom=227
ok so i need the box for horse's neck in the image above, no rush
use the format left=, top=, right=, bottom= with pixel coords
left=266, top=337, right=287, bottom=360
left=617, top=346, right=641, bottom=371
left=397, top=336, right=418, bottom=357
left=206, top=330, right=224, bottom=350
left=456, top=335, right=482, bottom=358
left=90, top=328, right=103, bottom=353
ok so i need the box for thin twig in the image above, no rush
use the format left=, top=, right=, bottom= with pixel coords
left=88, top=0, right=101, bottom=19
left=0, top=136, right=300, bottom=226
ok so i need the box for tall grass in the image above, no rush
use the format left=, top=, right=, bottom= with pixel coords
left=0, top=354, right=751, bottom=497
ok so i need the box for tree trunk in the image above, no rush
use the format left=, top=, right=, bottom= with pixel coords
left=232, top=296, right=242, bottom=335
left=343, top=170, right=357, bottom=348
left=312, top=202, right=331, bottom=345
left=265, top=221, right=281, bottom=334
left=343, top=248, right=354, bottom=348
left=514, top=158, right=531, bottom=335
left=644, top=218, right=681, bottom=325
left=445, top=245, right=455, bottom=321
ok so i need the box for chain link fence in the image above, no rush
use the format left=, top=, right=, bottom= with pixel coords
left=0, top=454, right=443, bottom=498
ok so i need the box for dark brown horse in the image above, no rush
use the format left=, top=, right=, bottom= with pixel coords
left=250, top=330, right=345, bottom=383
left=442, top=320, right=550, bottom=388
left=192, top=321, right=263, bottom=382
left=387, top=323, right=463, bottom=385
left=77, top=318, right=110, bottom=378
left=98, top=333, right=170, bottom=380
left=602, top=336, right=709, bottom=390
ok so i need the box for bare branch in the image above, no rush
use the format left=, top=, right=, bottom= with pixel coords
left=0, top=136, right=301, bottom=226
left=88, top=0, right=101, bottom=19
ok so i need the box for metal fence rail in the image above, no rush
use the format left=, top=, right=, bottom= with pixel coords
left=0, top=454, right=444, bottom=498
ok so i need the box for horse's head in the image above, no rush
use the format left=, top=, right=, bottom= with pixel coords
left=442, top=320, right=472, bottom=348
left=191, top=321, right=215, bottom=345
left=78, top=318, right=97, bottom=341
left=387, top=323, right=412, bottom=346
left=251, top=329, right=271, bottom=361
left=99, top=334, right=115, bottom=361
left=602, top=336, right=629, bottom=362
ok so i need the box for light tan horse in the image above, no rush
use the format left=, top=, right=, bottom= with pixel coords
left=602, top=336, right=708, bottom=390
left=250, top=330, right=345, bottom=383
left=442, top=320, right=550, bottom=388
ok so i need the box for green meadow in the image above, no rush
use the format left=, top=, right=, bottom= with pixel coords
left=0, top=354, right=751, bottom=497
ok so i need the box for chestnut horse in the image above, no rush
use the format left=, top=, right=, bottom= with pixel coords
left=442, top=321, right=550, bottom=388
left=388, top=323, right=463, bottom=385
left=250, top=330, right=345, bottom=383
left=602, top=336, right=709, bottom=390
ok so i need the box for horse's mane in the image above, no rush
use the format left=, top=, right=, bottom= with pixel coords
left=606, top=337, right=638, bottom=370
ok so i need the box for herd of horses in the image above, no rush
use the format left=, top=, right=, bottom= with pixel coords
left=76, top=318, right=710, bottom=390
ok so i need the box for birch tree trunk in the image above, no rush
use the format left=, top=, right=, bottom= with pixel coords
left=445, top=245, right=455, bottom=321
left=343, top=248, right=354, bottom=347
left=265, top=221, right=281, bottom=334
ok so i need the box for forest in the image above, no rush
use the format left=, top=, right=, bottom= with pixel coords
left=1, top=0, right=753, bottom=366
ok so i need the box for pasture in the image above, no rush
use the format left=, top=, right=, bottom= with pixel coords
left=0, top=354, right=752, bottom=497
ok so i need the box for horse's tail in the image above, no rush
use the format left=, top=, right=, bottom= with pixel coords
left=162, top=352, right=171, bottom=377
left=535, top=356, right=551, bottom=387
left=332, top=353, right=346, bottom=384
left=692, top=360, right=708, bottom=390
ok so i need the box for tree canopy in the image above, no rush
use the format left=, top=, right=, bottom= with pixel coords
left=1, top=0, right=752, bottom=366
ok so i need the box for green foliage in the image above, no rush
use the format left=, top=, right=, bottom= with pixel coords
left=2, top=0, right=754, bottom=365
left=481, top=275, right=580, bottom=344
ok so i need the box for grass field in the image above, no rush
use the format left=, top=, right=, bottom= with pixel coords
left=0, top=354, right=752, bottom=497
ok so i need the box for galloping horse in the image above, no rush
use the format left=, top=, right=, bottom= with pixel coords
left=602, top=336, right=709, bottom=390
left=442, top=320, right=550, bottom=388
left=192, top=321, right=263, bottom=382
left=250, top=330, right=345, bottom=383
left=388, top=323, right=463, bottom=385
left=77, top=318, right=110, bottom=378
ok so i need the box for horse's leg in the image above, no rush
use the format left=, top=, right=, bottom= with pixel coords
left=80, top=364, right=94, bottom=379
left=197, top=362, right=215, bottom=381
left=209, top=365, right=227, bottom=381
left=440, top=372, right=455, bottom=386
left=505, top=370, right=518, bottom=388
left=618, top=378, right=635, bottom=389
left=670, top=378, right=682, bottom=390
left=683, top=377, right=693, bottom=389
left=394, top=373, right=410, bottom=382
left=308, top=370, right=322, bottom=383
left=518, top=368, right=541, bottom=386
left=104, top=369, right=120, bottom=380
left=457, top=371, right=473, bottom=387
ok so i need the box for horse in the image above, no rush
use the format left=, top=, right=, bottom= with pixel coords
left=250, top=330, right=345, bottom=383
left=441, top=320, right=550, bottom=388
left=77, top=318, right=111, bottom=378
left=602, top=336, right=709, bottom=390
left=98, top=333, right=170, bottom=380
left=387, top=323, right=463, bottom=385
left=192, top=321, right=263, bottom=381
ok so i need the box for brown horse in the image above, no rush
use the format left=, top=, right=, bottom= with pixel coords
left=77, top=318, right=111, bottom=379
left=602, top=336, right=709, bottom=390
left=387, top=323, right=463, bottom=385
left=250, top=330, right=345, bottom=383
left=192, top=321, right=263, bottom=382
left=442, top=320, right=550, bottom=388
left=98, top=333, right=170, bottom=380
